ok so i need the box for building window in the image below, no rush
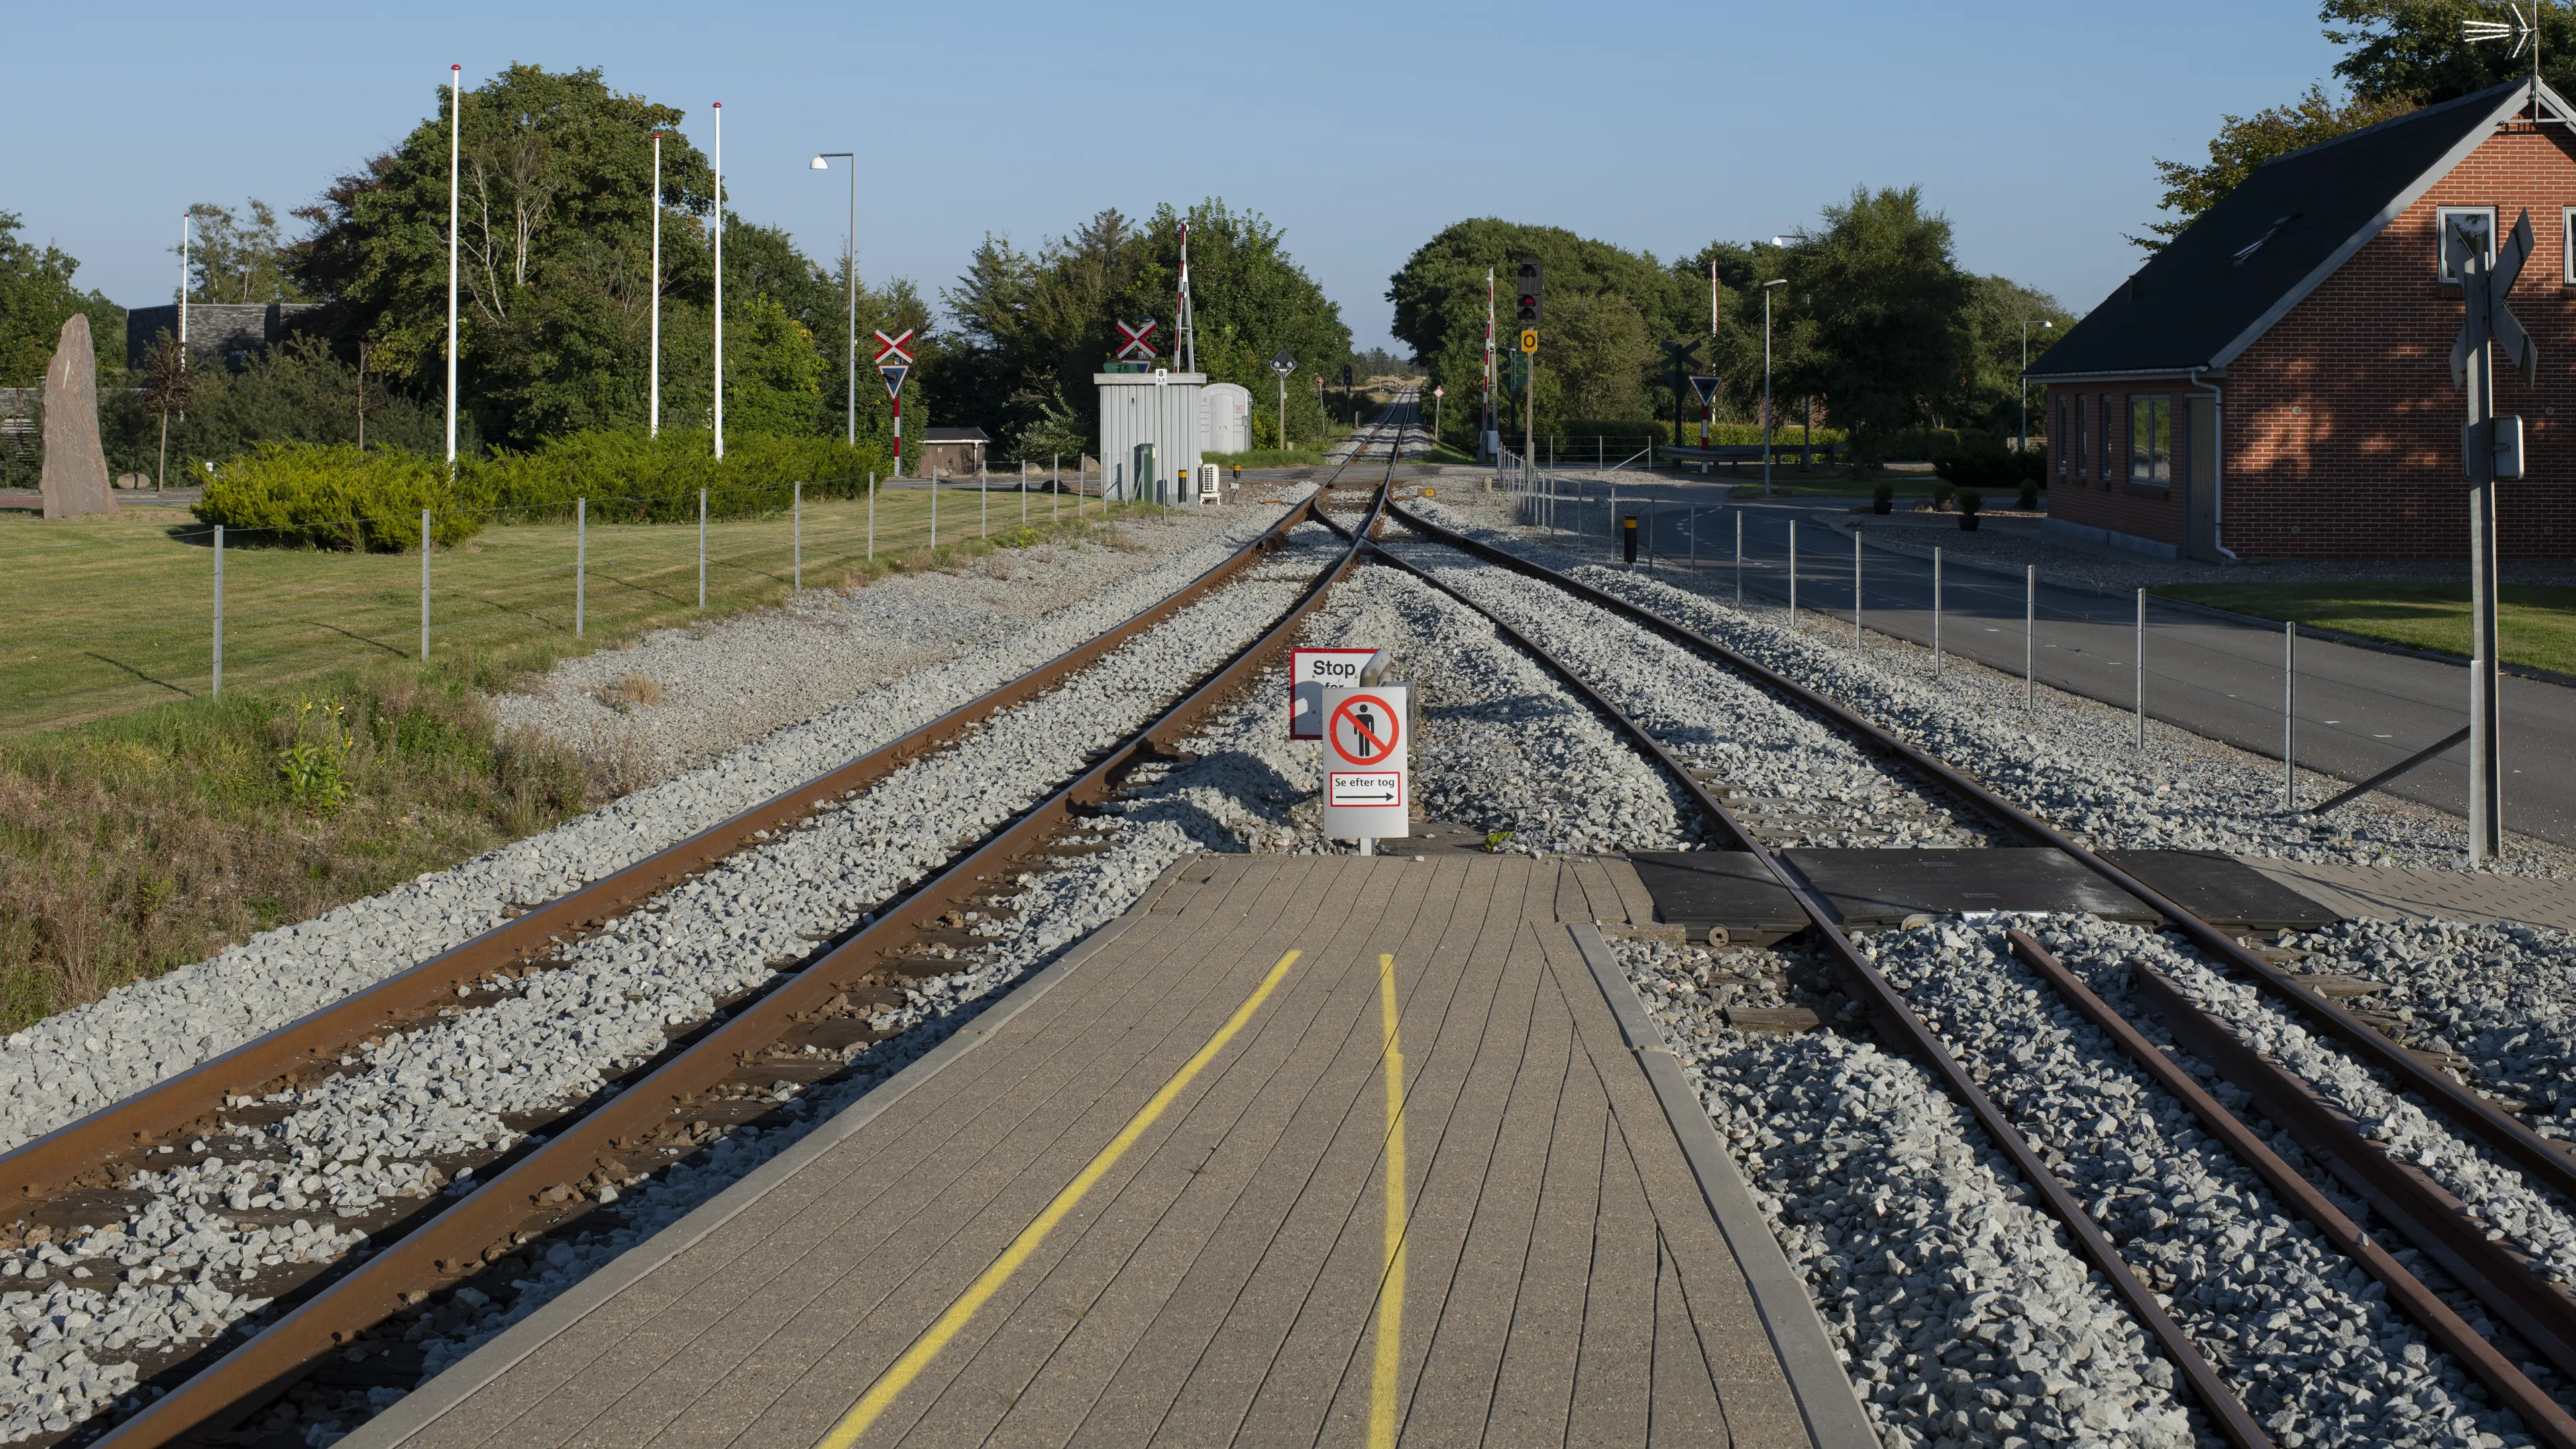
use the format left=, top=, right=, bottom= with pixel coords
left=2055, top=396, right=2070, bottom=475
left=2563, top=207, right=2576, bottom=284
left=2129, top=396, right=2172, bottom=486
left=2437, top=205, right=2497, bottom=282
left=2102, top=394, right=2121, bottom=482
left=2077, top=397, right=2091, bottom=478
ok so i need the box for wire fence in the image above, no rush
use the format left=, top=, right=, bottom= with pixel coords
left=0, top=463, right=1144, bottom=735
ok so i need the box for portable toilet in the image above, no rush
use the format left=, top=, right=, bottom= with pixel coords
left=1200, top=382, right=1252, bottom=454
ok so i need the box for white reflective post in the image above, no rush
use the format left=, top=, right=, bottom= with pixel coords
left=212, top=524, right=224, bottom=697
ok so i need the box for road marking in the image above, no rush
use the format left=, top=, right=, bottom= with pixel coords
left=1371, top=952, right=1409, bottom=1449
left=813, top=948, right=1305, bottom=1448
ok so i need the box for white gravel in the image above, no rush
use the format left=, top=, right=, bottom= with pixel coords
left=1407, top=495, right=2573, bottom=877
left=0, top=491, right=1311, bottom=1159
left=498, top=503, right=1281, bottom=784
left=2275, top=918, right=2576, bottom=1144
left=1615, top=936, right=2199, bottom=1449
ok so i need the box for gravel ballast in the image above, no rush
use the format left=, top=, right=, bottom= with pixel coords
left=0, top=492, right=1312, bottom=1158
left=1407, top=496, right=2572, bottom=876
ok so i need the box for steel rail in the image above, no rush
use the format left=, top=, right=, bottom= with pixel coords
left=93, top=439, right=1405, bottom=1448
left=1383, top=501, right=2576, bottom=1204
left=2007, top=930, right=2576, bottom=1448
left=1320, top=520, right=2274, bottom=1448
left=1376, top=504, right=2576, bottom=1442
left=0, top=490, right=1329, bottom=1211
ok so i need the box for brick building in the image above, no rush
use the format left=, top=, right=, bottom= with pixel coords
left=2029, top=76, right=2576, bottom=560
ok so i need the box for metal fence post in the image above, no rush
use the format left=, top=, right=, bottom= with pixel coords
left=1020, top=460, right=1028, bottom=525
left=2023, top=565, right=2035, bottom=706
left=2135, top=588, right=2147, bottom=749
left=980, top=460, right=989, bottom=538
left=576, top=497, right=587, bottom=639
left=698, top=488, right=707, bottom=610
left=212, top=524, right=224, bottom=698
left=421, top=509, right=431, bottom=660
left=1853, top=527, right=1863, bottom=649
left=1735, top=509, right=1743, bottom=605
left=931, top=470, right=939, bottom=548
left=1933, top=547, right=1943, bottom=674
left=1688, top=506, right=1697, bottom=570
left=793, top=481, right=802, bottom=592
left=2284, top=620, right=2297, bottom=810
left=1052, top=454, right=1060, bottom=523
left=867, top=472, right=876, bottom=562
left=1788, top=522, right=1798, bottom=625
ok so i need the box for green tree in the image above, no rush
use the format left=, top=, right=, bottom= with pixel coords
left=1956, top=275, right=2075, bottom=437
left=1785, top=186, right=1974, bottom=466
left=1548, top=291, right=1652, bottom=420
left=182, top=199, right=309, bottom=303
left=0, top=213, right=123, bottom=388
left=2134, top=85, right=2417, bottom=249
left=724, top=294, right=825, bottom=437
left=2324, top=0, right=2576, bottom=104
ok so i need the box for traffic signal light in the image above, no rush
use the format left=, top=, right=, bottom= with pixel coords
left=1515, top=259, right=1542, bottom=327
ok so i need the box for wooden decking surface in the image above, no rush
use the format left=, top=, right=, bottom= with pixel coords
left=354, top=853, right=1858, bottom=1448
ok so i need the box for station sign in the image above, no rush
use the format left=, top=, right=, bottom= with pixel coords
left=1289, top=647, right=1383, bottom=739
left=1320, top=684, right=1409, bottom=841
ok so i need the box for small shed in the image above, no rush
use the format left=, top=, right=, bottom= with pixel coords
left=918, top=427, right=991, bottom=480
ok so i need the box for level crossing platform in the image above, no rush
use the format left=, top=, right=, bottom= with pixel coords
left=347, top=853, right=1872, bottom=1448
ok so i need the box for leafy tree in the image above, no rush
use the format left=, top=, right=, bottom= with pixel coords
left=723, top=294, right=824, bottom=438
left=2134, top=85, right=2416, bottom=249
left=1957, top=274, right=2075, bottom=437
left=1783, top=186, right=1974, bottom=466
left=0, top=212, right=123, bottom=388
left=2324, top=0, right=2576, bottom=104
left=937, top=200, right=1349, bottom=457
left=182, top=200, right=309, bottom=303
left=105, top=335, right=455, bottom=480
left=1389, top=219, right=1697, bottom=449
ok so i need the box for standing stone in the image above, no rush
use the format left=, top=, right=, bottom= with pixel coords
left=40, top=313, right=115, bottom=519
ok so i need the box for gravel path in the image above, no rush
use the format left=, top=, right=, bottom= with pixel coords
left=0, top=491, right=1312, bottom=1160
left=1407, top=495, right=2576, bottom=877
left=498, top=503, right=1297, bottom=786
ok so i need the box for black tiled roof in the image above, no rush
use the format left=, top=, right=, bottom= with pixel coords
left=2031, top=79, right=2542, bottom=378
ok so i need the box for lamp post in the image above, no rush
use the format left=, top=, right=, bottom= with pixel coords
left=178, top=211, right=190, bottom=369
left=445, top=64, right=461, bottom=468
left=2020, top=317, right=2052, bottom=457
left=710, top=101, right=723, bottom=460
left=1761, top=276, right=1787, bottom=498
left=810, top=152, right=857, bottom=445
left=649, top=129, right=663, bottom=438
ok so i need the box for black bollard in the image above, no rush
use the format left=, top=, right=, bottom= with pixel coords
left=1622, top=513, right=1638, bottom=565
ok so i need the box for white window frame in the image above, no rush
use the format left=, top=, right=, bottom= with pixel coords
left=2437, top=205, right=2498, bottom=283
left=2563, top=207, right=2576, bottom=284
left=2129, top=396, right=2173, bottom=487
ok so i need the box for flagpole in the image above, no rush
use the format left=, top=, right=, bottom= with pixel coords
left=711, top=100, right=723, bottom=461
left=445, top=64, right=460, bottom=468
left=649, top=129, right=662, bottom=438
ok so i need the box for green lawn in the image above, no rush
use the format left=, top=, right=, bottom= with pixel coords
left=0, top=484, right=1148, bottom=734
left=2153, top=580, right=2576, bottom=676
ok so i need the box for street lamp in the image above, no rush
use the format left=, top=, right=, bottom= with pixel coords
left=811, top=153, right=857, bottom=446
left=2020, top=317, right=2053, bottom=458
left=1761, top=277, right=1787, bottom=498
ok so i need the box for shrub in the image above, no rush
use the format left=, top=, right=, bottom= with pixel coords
left=193, top=443, right=484, bottom=551
left=2018, top=478, right=2040, bottom=510
left=1872, top=482, right=1894, bottom=514
left=470, top=428, right=888, bottom=524
left=1932, top=478, right=1957, bottom=511
left=1958, top=491, right=1982, bottom=516
left=1932, top=431, right=2043, bottom=492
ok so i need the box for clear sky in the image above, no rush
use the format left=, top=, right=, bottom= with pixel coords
left=10, top=1, right=2351, bottom=354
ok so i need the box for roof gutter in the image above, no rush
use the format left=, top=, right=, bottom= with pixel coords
left=2026, top=366, right=2224, bottom=383
left=2186, top=366, right=2237, bottom=561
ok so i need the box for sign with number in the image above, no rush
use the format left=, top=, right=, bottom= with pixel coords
left=1519, top=329, right=1538, bottom=353
left=1290, top=647, right=1380, bottom=739
left=1320, top=684, right=1409, bottom=841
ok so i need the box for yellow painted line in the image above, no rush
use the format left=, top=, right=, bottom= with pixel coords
left=1370, top=951, right=1409, bottom=1449
left=813, top=948, right=1303, bottom=1449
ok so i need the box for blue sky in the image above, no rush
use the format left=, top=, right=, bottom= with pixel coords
left=12, top=1, right=2350, bottom=353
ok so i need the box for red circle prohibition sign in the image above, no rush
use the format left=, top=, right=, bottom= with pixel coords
left=1328, top=694, right=1400, bottom=767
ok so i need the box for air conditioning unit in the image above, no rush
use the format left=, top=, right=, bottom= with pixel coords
left=1197, top=464, right=1222, bottom=503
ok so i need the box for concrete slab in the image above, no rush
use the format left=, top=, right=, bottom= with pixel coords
left=2100, top=849, right=2343, bottom=932
left=349, top=855, right=1864, bottom=1448
left=2237, top=856, right=2576, bottom=934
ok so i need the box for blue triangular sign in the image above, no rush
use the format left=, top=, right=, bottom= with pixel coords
left=879, top=364, right=909, bottom=400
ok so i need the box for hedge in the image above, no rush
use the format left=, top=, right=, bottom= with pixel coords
left=193, top=443, right=482, bottom=551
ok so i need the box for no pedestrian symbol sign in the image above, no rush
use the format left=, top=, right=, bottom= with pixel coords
left=1320, top=684, right=1409, bottom=840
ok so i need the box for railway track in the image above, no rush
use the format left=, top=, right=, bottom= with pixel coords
left=3, top=427, right=1416, bottom=1447
left=1318, top=500, right=2576, bottom=1448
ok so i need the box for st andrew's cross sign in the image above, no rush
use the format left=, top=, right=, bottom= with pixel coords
left=1116, top=319, right=1159, bottom=362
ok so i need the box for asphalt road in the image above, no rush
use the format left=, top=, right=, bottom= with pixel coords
left=1513, top=474, right=2575, bottom=853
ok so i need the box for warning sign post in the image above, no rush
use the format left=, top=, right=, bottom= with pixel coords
left=1320, top=684, right=1409, bottom=843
